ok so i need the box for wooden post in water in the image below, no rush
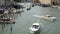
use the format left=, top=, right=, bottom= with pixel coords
left=9, top=8, right=13, bottom=32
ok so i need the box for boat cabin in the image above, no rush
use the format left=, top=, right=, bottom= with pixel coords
left=46, top=15, right=53, bottom=17
left=32, top=25, right=39, bottom=29
left=0, top=9, right=4, bottom=14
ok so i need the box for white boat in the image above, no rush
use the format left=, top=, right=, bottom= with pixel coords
left=58, top=7, right=60, bottom=9
left=33, top=15, right=56, bottom=21
left=27, top=4, right=31, bottom=10
left=40, top=15, right=56, bottom=21
left=27, top=6, right=31, bottom=10
left=52, top=5, right=58, bottom=8
left=29, top=23, right=40, bottom=33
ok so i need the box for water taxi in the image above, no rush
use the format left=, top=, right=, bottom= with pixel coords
left=40, top=15, right=56, bottom=21
left=33, top=15, right=56, bottom=21
left=29, top=23, right=40, bottom=33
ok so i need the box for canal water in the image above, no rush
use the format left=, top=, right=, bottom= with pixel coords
left=0, top=3, right=60, bottom=34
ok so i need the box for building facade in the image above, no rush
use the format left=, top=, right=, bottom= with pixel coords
left=51, top=0, right=60, bottom=5
left=0, top=0, right=14, bottom=5
left=39, top=0, right=51, bottom=4
left=38, top=0, right=60, bottom=5
left=0, top=0, right=5, bottom=5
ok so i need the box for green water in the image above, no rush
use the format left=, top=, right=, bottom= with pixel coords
left=0, top=5, right=60, bottom=34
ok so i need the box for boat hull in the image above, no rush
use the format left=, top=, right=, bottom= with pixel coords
left=0, top=21, right=15, bottom=24
left=30, top=29, right=40, bottom=34
left=40, top=16, right=56, bottom=21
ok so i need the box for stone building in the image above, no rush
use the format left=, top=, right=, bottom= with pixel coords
left=0, top=0, right=5, bottom=5
left=51, top=0, right=60, bottom=5
left=0, top=0, right=14, bottom=5
left=39, top=0, right=60, bottom=5
left=39, top=0, right=51, bottom=4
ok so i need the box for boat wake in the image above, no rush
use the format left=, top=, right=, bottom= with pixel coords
left=33, top=15, right=42, bottom=18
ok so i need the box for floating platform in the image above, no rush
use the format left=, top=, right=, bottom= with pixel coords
left=0, top=21, right=15, bottom=24
left=0, top=18, right=15, bottom=24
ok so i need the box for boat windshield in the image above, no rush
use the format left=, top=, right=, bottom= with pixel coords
left=47, top=16, right=53, bottom=17
left=32, top=25, right=39, bottom=29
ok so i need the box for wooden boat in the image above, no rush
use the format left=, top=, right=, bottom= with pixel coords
left=0, top=17, right=15, bottom=24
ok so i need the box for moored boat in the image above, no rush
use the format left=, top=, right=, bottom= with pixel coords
left=0, top=17, right=15, bottom=24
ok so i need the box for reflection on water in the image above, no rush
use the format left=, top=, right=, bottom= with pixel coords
left=0, top=9, right=24, bottom=34
left=2, top=24, right=5, bottom=32
left=35, top=30, right=40, bottom=34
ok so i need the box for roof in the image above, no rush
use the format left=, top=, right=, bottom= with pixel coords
left=0, top=9, right=3, bottom=10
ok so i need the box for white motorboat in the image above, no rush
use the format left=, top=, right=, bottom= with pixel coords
left=40, top=15, right=56, bottom=21
left=27, top=6, right=31, bottom=10
left=58, top=7, right=60, bottom=9
left=33, top=15, right=56, bottom=21
left=52, top=5, right=58, bottom=8
left=27, top=4, right=31, bottom=10
left=29, top=23, right=40, bottom=33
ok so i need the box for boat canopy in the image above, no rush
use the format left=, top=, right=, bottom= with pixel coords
left=0, top=9, right=4, bottom=14
left=33, top=23, right=39, bottom=25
